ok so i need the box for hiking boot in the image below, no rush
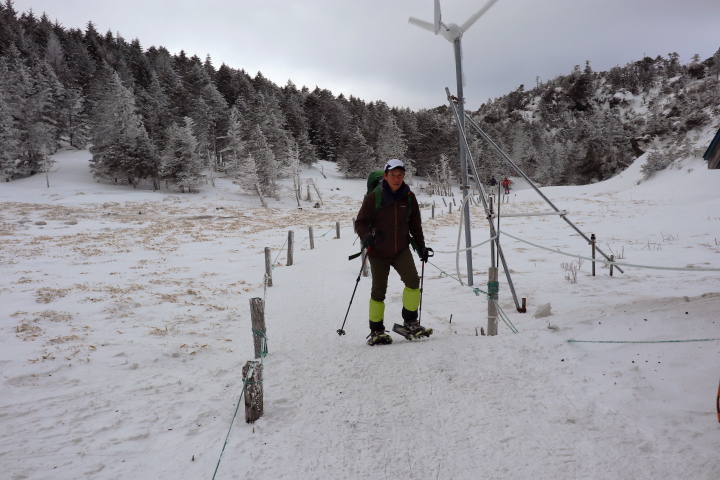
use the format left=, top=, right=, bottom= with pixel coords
left=367, top=329, right=393, bottom=346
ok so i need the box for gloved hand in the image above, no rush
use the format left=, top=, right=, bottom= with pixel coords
left=363, top=232, right=376, bottom=248
left=420, top=247, right=433, bottom=262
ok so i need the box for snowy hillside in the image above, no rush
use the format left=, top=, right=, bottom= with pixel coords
left=1, top=148, right=719, bottom=479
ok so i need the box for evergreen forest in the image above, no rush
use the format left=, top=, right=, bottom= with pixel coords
left=1, top=1, right=719, bottom=196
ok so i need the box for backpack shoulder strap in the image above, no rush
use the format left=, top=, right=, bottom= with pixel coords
left=371, top=184, right=383, bottom=222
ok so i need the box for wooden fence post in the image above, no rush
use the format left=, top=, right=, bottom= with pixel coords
left=590, top=233, right=596, bottom=276
left=242, top=361, right=263, bottom=423
left=249, top=297, right=267, bottom=358
left=336, top=221, right=340, bottom=239
left=610, top=254, right=614, bottom=277
left=308, top=226, right=315, bottom=249
left=264, top=247, right=273, bottom=287
left=287, top=231, right=294, bottom=266
left=361, top=249, right=369, bottom=277
left=431, top=203, right=435, bottom=219
left=487, top=267, right=498, bottom=336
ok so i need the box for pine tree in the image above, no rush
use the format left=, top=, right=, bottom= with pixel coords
left=1, top=46, right=59, bottom=175
left=640, top=150, right=672, bottom=179
left=221, top=106, right=245, bottom=176
left=374, top=114, right=407, bottom=163
left=235, top=152, right=266, bottom=207
left=88, top=67, right=158, bottom=185
left=0, top=90, right=21, bottom=180
left=281, top=81, right=316, bottom=165
left=337, top=125, right=374, bottom=178
left=161, top=117, right=203, bottom=193
left=245, top=125, right=277, bottom=196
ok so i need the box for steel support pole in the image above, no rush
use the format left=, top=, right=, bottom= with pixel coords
left=454, top=39, right=474, bottom=286
left=445, top=88, right=523, bottom=312
left=463, top=113, right=624, bottom=274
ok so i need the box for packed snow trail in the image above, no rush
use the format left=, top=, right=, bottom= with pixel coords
left=218, top=231, right=713, bottom=479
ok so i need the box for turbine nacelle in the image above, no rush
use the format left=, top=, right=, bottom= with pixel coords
left=408, top=0, right=499, bottom=43
left=440, top=23, right=463, bottom=43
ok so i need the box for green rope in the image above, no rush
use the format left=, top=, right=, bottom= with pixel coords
left=568, top=338, right=719, bottom=344
left=318, top=227, right=335, bottom=238
left=252, top=329, right=268, bottom=358
left=211, top=361, right=259, bottom=480
left=271, top=238, right=289, bottom=269
left=426, top=261, right=518, bottom=333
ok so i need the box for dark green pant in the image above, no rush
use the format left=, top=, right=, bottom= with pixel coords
left=369, top=247, right=419, bottom=302
left=368, top=248, right=420, bottom=327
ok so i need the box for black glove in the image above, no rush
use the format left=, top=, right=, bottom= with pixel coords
left=363, top=232, right=376, bottom=248
left=420, top=247, right=433, bottom=263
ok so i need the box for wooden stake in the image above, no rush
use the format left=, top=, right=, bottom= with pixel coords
left=361, top=249, right=369, bottom=277
left=487, top=267, right=498, bottom=336
left=287, top=231, right=294, bottom=266
left=264, top=248, right=273, bottom=287
left=249, top=297, right=267, bottom=358
left=242, top=361, right=264, bottom=423
left=308, top=226, right=315, bottom=250
left=610, top=254, right=614, bottom=277
left=336, top=221, right=340, bottom=239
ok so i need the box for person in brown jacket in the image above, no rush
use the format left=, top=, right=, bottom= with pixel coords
left=354, top=159, right=432, bottom=345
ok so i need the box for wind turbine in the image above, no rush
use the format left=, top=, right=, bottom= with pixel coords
left=409, top=0, right=499, bottom=287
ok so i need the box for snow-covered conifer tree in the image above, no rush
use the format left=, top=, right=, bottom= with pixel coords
left=221, top=106, right=245, bottom=176
left=246, top=125, right=277, bottom=196
left=337, top=125, right=374, bottom=178
left=89, top=67, right=158, bottom=186
left=374, top=114, right=407, bottom=163
left=161, top=117, right=203, bottom=192
left=0, top=92, right=20, bottom=180
left=234, top=152, right=266, bottom=207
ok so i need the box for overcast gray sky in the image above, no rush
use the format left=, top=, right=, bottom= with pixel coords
left=12, top=0, right=720, bottom=110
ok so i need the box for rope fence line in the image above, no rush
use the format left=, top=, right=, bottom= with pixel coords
left=568, top=338, right=719, bottom=344
left=212, top=357, right=260, bottom=480
left=432, top=235, right=497, bottom=254
left=216, top=222, right=341, bottom=478
left=499, top=231, right=720, bottom=272
left=212, top=298, right=269, bottom=479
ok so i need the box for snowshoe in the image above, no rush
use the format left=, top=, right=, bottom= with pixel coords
left=367, top=330, right=393, bottom=346
left=392, top=323, right=433, bottom=340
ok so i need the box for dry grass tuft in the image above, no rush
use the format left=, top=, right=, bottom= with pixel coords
left=35, top=287, right=71, bottom=303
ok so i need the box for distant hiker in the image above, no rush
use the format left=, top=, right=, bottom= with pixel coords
left=502, top=177, right=511, bottom=194
left=354, top=159, right=432, bottom=345
left=488, top=176, right=497, bottom=187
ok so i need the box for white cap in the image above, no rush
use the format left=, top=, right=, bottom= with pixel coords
left=384, top=159, right=405, bottom=172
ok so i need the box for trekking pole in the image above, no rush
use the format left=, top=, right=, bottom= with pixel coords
left=418, top=248, right=434, bottom=324
left=337, top=246, right=371, bottom=336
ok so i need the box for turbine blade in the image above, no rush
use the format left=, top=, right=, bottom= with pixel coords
left=434, top=0, right=442, bottom=34
left=460, top=0, right=499, bottom=32
left=408, top=17, right=436, bottom=33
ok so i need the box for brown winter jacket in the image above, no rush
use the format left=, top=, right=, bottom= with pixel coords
left=354, top=181, right=425, bottom=260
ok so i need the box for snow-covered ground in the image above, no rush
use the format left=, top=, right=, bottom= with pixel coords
left=1, top=142, right=719, bottom=480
